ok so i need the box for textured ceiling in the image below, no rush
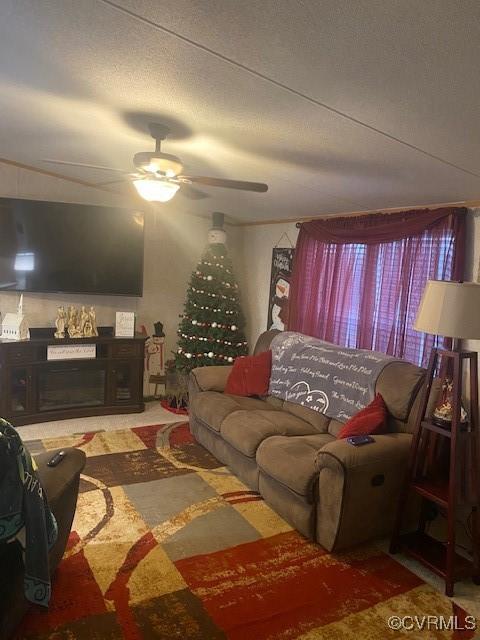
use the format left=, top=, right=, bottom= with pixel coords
left=1, top=0, right=480, bottom=222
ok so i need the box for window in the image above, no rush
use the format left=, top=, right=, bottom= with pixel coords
left=289, top=209, right=464, bottom=367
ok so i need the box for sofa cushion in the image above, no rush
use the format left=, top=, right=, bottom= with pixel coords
left=225, top=350, right=272, bottom=396
left=190, top=391, right=271, bottom=432
left=221, top=409, right=317, bottom=458
left=327, top=419, right=344, bottom=438
left=337, top=394, right=387, bottom=439
left=264, top=395, right=284, bottom=410
left=257, top=433, right=334, bottom=501
left=254, top=329, right=280, bottom=355
left=190, top=365, right=233, bottom=392
left=282, top=400, right=330, bottom=433
left=376, top=361, right=425, bottom=421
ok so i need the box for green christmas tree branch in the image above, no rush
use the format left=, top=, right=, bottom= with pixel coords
left=174, top=242, right=248, bottom=373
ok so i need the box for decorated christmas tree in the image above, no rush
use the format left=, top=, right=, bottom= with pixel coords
left=175, top=213, right=248, bottom=373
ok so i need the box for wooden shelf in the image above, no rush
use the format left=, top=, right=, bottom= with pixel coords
left=390, top=347, right=480, bottom=596
left=420, top=419, right=452, bottom=438
left=420, top=419, right=470, bottom=437
left=23, top=357, right=110, bottom=366
left=399, top=531, right=473, bottom=581
left=411, top=478, right=449, bottom=508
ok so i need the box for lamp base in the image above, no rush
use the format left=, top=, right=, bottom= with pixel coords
left=432, top=377, right=468, bottom=429
left=431, top=415, right=469, bottom=431
left=431, top=415, right=453, bottom=429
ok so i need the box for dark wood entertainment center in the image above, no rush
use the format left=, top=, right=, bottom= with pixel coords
left=0, top=333, right=146, bottom=426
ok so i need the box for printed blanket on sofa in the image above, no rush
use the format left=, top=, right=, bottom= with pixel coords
left=268, top=332, right=398, bottom=422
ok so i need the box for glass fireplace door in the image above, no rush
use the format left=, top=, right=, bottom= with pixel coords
left=109, top=360, right=140, bottom=404
left=38, top=361, right=106, bottom=412
left=9, top=366, right=33, bottom=414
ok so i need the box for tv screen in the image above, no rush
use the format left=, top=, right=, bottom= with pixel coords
left=0, top=198, right=144, bottom=296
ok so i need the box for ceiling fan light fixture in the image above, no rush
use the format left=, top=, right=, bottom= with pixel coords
left=133, top=177, right=179, bottom=202
left=133, top=151, right=183, bottom=176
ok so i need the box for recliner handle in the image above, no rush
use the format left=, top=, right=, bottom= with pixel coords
left=371, top=474, right=385, bottom=487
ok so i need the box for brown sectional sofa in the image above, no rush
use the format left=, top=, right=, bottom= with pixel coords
left=189, top=330, right=434, bottom=552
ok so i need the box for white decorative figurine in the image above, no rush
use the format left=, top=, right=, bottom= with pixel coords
left=89, top=306, right=98, bottom=337
left=208, top=211, right=227, bottom=245
left=208, top=227, right=227, bottom=245
left=54, top=305, right=66, bottom=338
left=83, top=318, right=94, bottom=337
left=143, top=334, right=165, bottom=397
left=79, top=305, right=89, bottom=335
left=56, top=304, right=98, bottom=338
left=67, top=306, right=82, bottom=338
left=1, top=294, right=30, bottom=340
left=67, top=306, right=75, bottom=335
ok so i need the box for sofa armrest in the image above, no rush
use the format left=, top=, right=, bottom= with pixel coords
left=189, top=366, right=233, bottom=393
left=315, top=433, right=412, bottom=473
left=35, top=448, right=86, bottom=568
left=314, top=434, right=413, bottom=552
left=36, top=448, right=86, bottom=506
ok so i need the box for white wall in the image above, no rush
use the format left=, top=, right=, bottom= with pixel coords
left=463, top=209, right=480, bottom=394
left=0, top=163, right=211, bottom=354
left=464, top=208, right=480, bottom=283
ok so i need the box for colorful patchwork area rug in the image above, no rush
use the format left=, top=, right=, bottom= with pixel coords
left=18, top=423, right=474, bottom=639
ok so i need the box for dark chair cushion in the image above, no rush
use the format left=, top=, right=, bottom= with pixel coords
left=0, top=447, right=86, bottom=640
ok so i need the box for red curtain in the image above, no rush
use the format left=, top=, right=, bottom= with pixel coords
left=288, top=207, right=466, bottom=366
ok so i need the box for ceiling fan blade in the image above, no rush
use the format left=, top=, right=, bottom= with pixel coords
left=94, top=177, right=133, bottom=187
left=95, top=171, right=144, bottom=187
left=42, top=159, right=129, bottom=173
left=183, top=176, right=268, bottom=193
left=179, top=184, right=209, bottom=200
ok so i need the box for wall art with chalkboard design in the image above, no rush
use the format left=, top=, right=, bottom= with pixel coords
left=267, top=247, right=295, bottom=331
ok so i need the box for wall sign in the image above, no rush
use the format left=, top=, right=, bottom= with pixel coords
left=115, top=312, right=136, bottom=337
left=267, top=247, right=295, bottom=331
left=47, top=344, right=96, bottom=361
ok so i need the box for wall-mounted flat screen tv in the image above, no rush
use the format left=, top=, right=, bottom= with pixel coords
left=0, top=198, right=144, bottom=296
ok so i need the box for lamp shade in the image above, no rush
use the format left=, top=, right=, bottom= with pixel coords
left=414, top=280, right=480, bottom=339
left=133, top=178, right=179, bottom=202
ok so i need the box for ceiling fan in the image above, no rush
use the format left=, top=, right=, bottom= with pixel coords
left=44, top=124, right=269, bottom=203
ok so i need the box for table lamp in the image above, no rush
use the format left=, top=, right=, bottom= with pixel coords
left=415, top=280, right=480, bottom=427
left=415, top=280, right=480, bottom=347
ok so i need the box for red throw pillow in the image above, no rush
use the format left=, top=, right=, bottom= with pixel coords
left=337, top=394, right=387, bottom=439
left=225, top=350, right=272, bottom=397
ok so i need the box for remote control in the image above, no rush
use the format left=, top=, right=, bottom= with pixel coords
left=47, top=450, right=67, bottom=467
left=347, top=435, right=375, bottom=446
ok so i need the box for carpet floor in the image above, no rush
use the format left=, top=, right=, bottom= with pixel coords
left=16, top=401, right=179, bottom=441
left=18, top=423, right=475, bottom=640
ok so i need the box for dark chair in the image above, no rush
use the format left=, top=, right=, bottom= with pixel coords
left=0, top=447, right=86, bottom=640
